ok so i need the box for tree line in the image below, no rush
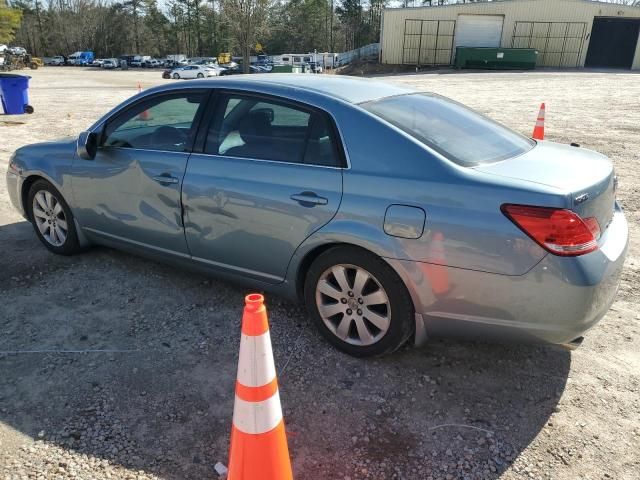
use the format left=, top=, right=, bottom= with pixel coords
left=3, top=0, right=386, bottom=59
left=3, top=0, right=638, bottom=61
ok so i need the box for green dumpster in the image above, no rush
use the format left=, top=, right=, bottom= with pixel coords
left=271, top=64, right=293, bottom=73
left=454, top=47, right=538, bottom=70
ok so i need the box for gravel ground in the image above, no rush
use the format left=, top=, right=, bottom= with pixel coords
left=0, top=67, right=638, bottom=480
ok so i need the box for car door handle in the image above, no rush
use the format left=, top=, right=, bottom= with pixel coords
left=290, top=192, right=328, bottom=206
left=152, top=174, right=179, bottom=185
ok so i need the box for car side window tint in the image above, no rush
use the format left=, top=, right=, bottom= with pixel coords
left=303, top=115, right=343, bottom=167
left=205, top=94, right=343, bottom=167
left=102, top=93, right=205, bottom=152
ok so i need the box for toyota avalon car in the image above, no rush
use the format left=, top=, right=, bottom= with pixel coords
left=6, top=75, right=628, bottom=356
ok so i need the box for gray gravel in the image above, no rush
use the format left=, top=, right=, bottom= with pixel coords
left=0, top=68, right=639, bottom=479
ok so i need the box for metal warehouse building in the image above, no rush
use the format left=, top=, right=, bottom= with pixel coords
left=380, top=0, right=640, bottom=70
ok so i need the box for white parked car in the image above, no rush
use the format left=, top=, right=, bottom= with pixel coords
left=144, top=59, right=163, bottom=68
left=50, top=56, right=65, bottom=66
left=170, top=64, right=220, bottom=79
left=101, top=59, right=118, bottom=69
left=92, top=58, right=104, bottom=67
left=7, top=46, right=27, bottom=55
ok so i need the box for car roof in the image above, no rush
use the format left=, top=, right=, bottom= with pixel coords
left=158, top=74, right=417, bottom=104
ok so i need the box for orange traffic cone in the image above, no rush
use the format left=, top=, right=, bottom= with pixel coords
left=227, top=294, right=293, bottom=480
left=425, top=231, right=450, bottom=297
left=136, top=82, right=151, bottom=121
left=532, top=103, right=545, bottom=140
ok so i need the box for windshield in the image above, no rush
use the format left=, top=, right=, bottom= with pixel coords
left=360, top=93, right=534, bottom=166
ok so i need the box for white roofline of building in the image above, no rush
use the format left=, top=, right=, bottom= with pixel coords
left=384, top=0, right=640, bottom=13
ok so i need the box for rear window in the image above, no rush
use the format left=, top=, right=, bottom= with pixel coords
left=360, top=93, right=534, bottom=166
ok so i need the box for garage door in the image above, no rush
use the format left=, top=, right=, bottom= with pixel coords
left=585, top=18, right=640, bottom=69
left=454, top=15, right=504, bottom=49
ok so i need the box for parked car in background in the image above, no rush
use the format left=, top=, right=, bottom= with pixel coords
left=144, top=59, right=163, bottom=68
left=49, top=55, right=65, bottom=66
left=67, top=51, right=94, bottom=66
left=92, top=59, right=105, bottom=67
left=119, top=55, right=136, bottom=67
left=165, top=55, right=188, bottom=68
left=220, top=65, right=243, bottom=75
left=130, top=55, right=151, bottom=68
left=170, top=64, right=220, bottom=79
left=6, top=75, right=628, bottom=357
left=7, top=46, right=27, bottom=56
left=101, top=58, right=118, bottom=69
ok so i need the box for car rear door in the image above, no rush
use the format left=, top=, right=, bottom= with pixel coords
left=72, top=90, right=208, bottom=255
left=182, top=91, right=345, bottom=283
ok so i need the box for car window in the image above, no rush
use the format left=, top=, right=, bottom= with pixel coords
left=102, top=93, right=205, bottom=152
left=205, top=94, right=343, bottom=167
left=360, top=93, right=535, bottom=166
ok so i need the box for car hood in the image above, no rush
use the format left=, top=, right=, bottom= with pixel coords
left=13, top=136, right=77, bottom=164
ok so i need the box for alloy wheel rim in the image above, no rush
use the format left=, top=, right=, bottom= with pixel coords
left=32, top=190, right=67, bottom=247
left=315, top=264, right=391, bottom=346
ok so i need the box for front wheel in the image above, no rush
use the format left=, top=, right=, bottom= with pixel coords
left=197, top=72, right=204, bottom=78
left=304, top=246, right=414, bottom=357
left=27, top=180, right=81, bottom=255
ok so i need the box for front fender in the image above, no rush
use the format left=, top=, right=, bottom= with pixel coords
left=10, top=138, right=77, bottom=213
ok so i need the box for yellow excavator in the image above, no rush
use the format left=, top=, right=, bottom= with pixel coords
left=0, top=51, right=43, bottom=71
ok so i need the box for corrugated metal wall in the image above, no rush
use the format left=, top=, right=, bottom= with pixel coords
left=380, top=0, right=640, bottom=69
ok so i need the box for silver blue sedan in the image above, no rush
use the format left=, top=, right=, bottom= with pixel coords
left=6, top=75, right=628, bottom=356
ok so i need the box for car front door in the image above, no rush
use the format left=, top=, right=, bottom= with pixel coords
left=181, top=66, right=196, bottom=79
left=72, top=90, right=208, bottom=255
left=182, top=91, right=345, bottom=283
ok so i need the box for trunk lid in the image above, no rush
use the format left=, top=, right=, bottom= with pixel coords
left=474, top=141, right=616, bottom=236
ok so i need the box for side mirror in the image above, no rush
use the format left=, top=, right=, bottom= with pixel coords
left=77, top=131, right=98, bottom=160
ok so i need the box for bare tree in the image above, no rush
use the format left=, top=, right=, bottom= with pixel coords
left=220, top=0, right=270, bottom=72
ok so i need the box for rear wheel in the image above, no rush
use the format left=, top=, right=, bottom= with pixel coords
left=173, top=73, right=180, bottom=79
left=304, top=246, right=414, bottom=357
left=27, top=180, right=81, bottom=255
left=197, top=72, right=204, bottom=78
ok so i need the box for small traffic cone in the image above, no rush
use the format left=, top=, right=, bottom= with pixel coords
left=532, top=103, right=545, bottom=140
left=227, top=294, right=293, bottom=480
left=425, top=231, right=450, bottom=297
left=136, top=82, right=151, bottom=121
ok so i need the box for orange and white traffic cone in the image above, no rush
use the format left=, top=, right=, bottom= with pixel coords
left=425, top=231, right=450, bottom=297
left=227, top=293, right=293, bottom=480
left=136, top=82, right=151, bottom=121
left=532, top=103, right=545, bottom=140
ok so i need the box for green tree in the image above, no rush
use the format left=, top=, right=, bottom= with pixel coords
left=221, top=0, right=270, bottom=72
left=0, top=0, right=22, bottom=44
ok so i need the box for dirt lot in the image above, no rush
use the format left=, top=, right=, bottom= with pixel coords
left=0, top=67, right=638, bottom=480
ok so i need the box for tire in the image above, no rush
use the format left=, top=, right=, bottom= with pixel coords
left=197, top=73, right=204, bottom=78
left=304, top=246, right=414, bottom=357
left=27, top=179, right=81, bottom=255
left=173, top=73, right=180, bottom=79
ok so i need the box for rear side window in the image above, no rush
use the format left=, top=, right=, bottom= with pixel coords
left=360, top=93, right=534, bottom=166
left=205, top=94, right=344, bottom=167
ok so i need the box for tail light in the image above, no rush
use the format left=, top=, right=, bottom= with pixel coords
left=502, top=204, right=600, bottom=256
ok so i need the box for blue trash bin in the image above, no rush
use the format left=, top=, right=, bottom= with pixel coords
left=0, top=74, right=33, bottom=115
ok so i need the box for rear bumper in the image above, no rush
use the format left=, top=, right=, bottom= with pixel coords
left=387, top=204, right=629, bottom=346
